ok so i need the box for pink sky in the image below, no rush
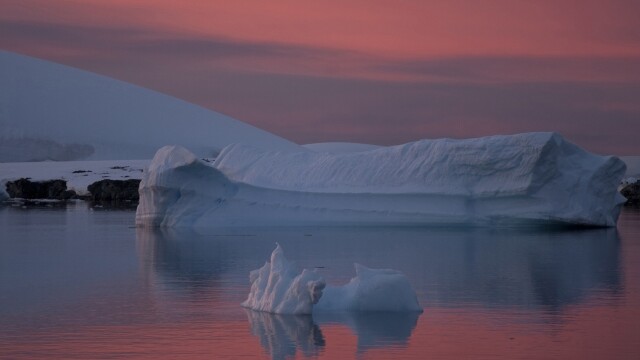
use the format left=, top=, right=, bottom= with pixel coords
left=1, top=0, right=639, bottom=153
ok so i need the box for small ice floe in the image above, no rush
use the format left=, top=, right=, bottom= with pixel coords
left=241, top=244, right=422, bottom=315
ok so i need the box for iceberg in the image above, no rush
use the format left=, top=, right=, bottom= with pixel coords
left=241, top=244, right=326, bottom=314
left=312, top=264, right=423, bottom=313
left=136, top=132, right=626, bottom=228
left=241, top=244, right=422, bottom=315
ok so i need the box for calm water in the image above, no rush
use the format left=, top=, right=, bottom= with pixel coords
left=1, top=203, right=639, bottom=359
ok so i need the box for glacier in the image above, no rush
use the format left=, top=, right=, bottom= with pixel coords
left=241, top=244, right=422, bottom=315
left=136, top=132, right=626, bottom=228
left=0, top=50, right=297, bottom=162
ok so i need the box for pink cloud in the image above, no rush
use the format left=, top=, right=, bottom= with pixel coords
left=1, top=0, right=640, bottom=154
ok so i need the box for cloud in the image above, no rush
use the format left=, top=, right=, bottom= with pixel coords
left=374, top=56, right=640, bottom=83
left=1, top=18, right=639, bottom=154
left=157, top=68, right=640, bottom=154
left=0, top=20, right=143, bottom=51
left=4, top=18, right=639, bottom=85
left=0, top=19, right=363, bottom=73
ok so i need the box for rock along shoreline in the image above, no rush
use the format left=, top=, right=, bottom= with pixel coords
left=3, top=178, right=141, bottom=208
left=4, top=176, right=640, bottom=209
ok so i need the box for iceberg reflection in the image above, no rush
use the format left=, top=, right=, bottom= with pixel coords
left=137, top=226, right=621, bottom=356
left=244, top=309, right=421, bottom=359
left=245, top=310, right=325, bottom=360
left=315, top=311, right=420, bottom=353
left=136, top=226, right=621, bottom=310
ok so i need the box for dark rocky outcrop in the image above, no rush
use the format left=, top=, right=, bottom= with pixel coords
left=5, top=178, right=76, bottom=200
left=87, top=179, right=140, bottom=204
left=621, top=182, right=640, bottom=206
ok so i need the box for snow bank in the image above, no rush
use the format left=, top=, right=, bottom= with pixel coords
left=137, top=132, right=626, bottom=227
left=0, top=50, right=298, bottom=162
left=241, top=244, right=421, bottom=315
left=621, top=177, right=638, bottom=189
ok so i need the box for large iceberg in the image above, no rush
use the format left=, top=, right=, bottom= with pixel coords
left=136, top=132, right=626, bottom=228
left=241, top=244, right=422, bottom=315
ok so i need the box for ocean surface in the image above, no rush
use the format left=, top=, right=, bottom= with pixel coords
left=1, top=203, right=639, bottom=359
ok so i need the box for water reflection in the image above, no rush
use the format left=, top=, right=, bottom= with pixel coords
left=137, top=228, right=235, bottom=288
left=245, top=310, right=325, bottom=360
left=243, top=309, right=422, bottom=359
left=314, top=311, right=420, bottom=353
left=1, top=205, right=635, bottom=359
left=136, top=226, right=622, bottom=357
left=136, top=226, right=621, bottom=310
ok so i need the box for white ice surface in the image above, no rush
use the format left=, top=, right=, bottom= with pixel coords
left=0, top=159, right=149, bottom=196
left=241, top=244, right=422, bottom=315
left=215, top=132, right=624, bottom=196
left=137, top=132, right=626, bottom=228
left=241, top=244, right=325, bottom=314
left=313, top=264, right=423, bottom=313
left=303, top=142, right=383, bottom=153
left=0, top=50, right=299, bottom=162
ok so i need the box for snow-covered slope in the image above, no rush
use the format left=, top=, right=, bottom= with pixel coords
left=303, top=142, right=382, bottom=153
left=136, top=133, right=626, bottom=228
left=0, top=50, right=299, bottom=162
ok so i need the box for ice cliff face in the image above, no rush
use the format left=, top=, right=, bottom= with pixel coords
left=136, top=132, right=626, bottom=228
